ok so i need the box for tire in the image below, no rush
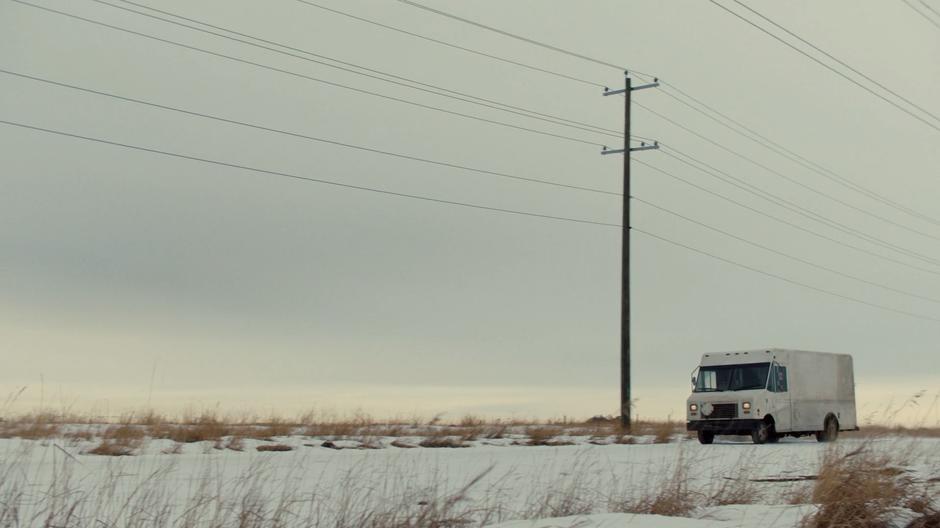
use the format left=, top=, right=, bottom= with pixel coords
left=816, top=416, right=839, bottom=443
left=767, top=433, right=780, bottom=443
left=751, top=421, right=774, bottom=444
left=697, top=431, right=714, bottom=445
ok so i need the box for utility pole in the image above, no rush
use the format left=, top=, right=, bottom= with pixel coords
left=602, top=72, right=659, bottom=432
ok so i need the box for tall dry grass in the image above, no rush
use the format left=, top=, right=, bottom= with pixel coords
left=802, top=441, right=936, bottom=528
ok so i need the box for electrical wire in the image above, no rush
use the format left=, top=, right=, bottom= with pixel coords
left=0, top=68, right=620, bottom=197
left=709, top=0, right=940, bottom=134
left=93, top=0, right=624, bottom=140
left=732, top=0, right=940, bottom=123
left=301, top=0, right=940, bottom=231
left=635, top=100, right=940, bottom=242
left=634, top=195, right=940, bottom=305
left=900, top=0, right=940, bottom=29
left=394, top=0, right=656, bottom=79
left=633, top=227, right=940, bottom=324
left=0, top=118, right=621, bottom=228
left=633, top=158, right=940, bottom=278
left=919, top=0, right=940, bottom=18
left=661, top=147, right=940, bottom=269
left=294, top=0, right=606, bottom=89
left=6, top=117, right=938, bottom=324
left=11, top=0, right=606, bottom=148
left=654, top=83, right=940, bottom=228
left=313, top=0, right=940, bottom=229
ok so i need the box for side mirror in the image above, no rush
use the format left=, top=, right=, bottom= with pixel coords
left=691, top=374, right=697, bottom=386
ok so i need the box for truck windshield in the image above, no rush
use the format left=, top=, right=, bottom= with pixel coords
left=694, top=362, right=770, bottom=392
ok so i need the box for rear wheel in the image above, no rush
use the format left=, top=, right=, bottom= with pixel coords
left=751, top=421, right=774, bottom=444
left=697, top=431, right=714, bottom=445
left=816, top=416, right=839, bottom=442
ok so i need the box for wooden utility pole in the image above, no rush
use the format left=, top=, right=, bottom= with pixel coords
left=602, top=72, right=659, bottom=432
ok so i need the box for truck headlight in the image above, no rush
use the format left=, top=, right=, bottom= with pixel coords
left=689, top=403, right=698, bottom=413
left=742, top=401, right=751, bottom=413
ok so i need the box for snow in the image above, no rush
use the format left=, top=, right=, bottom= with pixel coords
left=485, top=504, right=816, bottom=528
left=0, top=432, right=937, bottom=527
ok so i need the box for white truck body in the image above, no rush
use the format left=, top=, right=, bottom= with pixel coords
left=686, top=348, right=857, bottom=444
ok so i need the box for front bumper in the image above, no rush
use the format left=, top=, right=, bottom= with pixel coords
left=687, top=419, right=762, bottom=435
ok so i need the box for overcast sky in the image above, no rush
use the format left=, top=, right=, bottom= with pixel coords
left=2, top=0, right=939, bottom=424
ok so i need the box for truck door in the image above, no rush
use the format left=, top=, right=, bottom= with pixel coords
left=769, top=362, right=792, bottom=432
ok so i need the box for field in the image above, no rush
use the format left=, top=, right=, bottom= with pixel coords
left=0, top=414, right=938, bottom=527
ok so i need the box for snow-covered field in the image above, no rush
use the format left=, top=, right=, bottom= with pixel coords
left=1, top=430, right=937, bottom=528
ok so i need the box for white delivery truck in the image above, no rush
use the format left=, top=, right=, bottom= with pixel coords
left=686, top=348, right=857, bottom=444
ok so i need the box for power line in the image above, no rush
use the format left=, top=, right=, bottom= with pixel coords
left=709, top=0, right=940, bottom=134
left=634, top=158, right=940, bottom=279
left=920, top=0, right=940, bottom=18
left=395, top=0, right=656, bottom=79
left=661, top=147, right=940, bottom=269
left=339, top=0, right=940, bottom=229
left=633, top=227, right=940, bottom=324
left=731, top=0, right=940, bottom=124
left=653, top=83, right=940, bottom=228
left=294, top=0, right=606, bottom=89
left=635, top=100, right=940, bottom=242
left=900, top=0, right=940, bottom=29
left=7, top=118, right=938, bottom=325
left=0, top=119, right=621, bottom=228
left=634, top=195, right=940, bottom=305
left=92, top=0, right=624, bottom=141
left=12, top=0, right=605, bottom=148
left=309, top=0, right=940, bottom=230
left=360, top=0, right=940, bottom=265
left=0, top=68, right=620, bottom=197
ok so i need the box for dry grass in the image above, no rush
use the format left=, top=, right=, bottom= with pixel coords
left=523, top=426, right=576, bottom=446
left=0, top=421, right=60, bottom=439
left=613, top=451, right=697, bottom=517
left=707, top=473, right=762, bottom=506
left=418, top=436, right=468, bottom=448
left=84, top=425, right=146, bottom=456
left=803, top=444, right=924, bottom=528
left=256, top=444, right=293, bottom=452
left=633, top=419, right=682, bottom=444
left=845, top=424, right=940, bottom=439
left=651, top=422, right=679, bottom=444
left=907, top=513, right=940, bottom=528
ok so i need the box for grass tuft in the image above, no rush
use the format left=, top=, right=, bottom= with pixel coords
left=803, top=445, right=919, bottom=528
left=418, top=437, right=468, bottom=448
left=256, top=444, right=293, bottom=452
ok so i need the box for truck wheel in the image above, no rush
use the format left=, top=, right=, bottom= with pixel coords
left=697, top=431, right=714, bottom=445
left=816, top=416, right=839, bottom=442
left=751, top=421, right=773, bottom=444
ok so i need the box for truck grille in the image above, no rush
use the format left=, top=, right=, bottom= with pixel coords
left=705, top=403, right=738, bottom=419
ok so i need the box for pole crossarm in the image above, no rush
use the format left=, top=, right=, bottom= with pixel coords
left=600, top=142, right=660, bottom=155
left=603, top=81, right=660, bottom=96
left=630, top=142, right=660, bottom=152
